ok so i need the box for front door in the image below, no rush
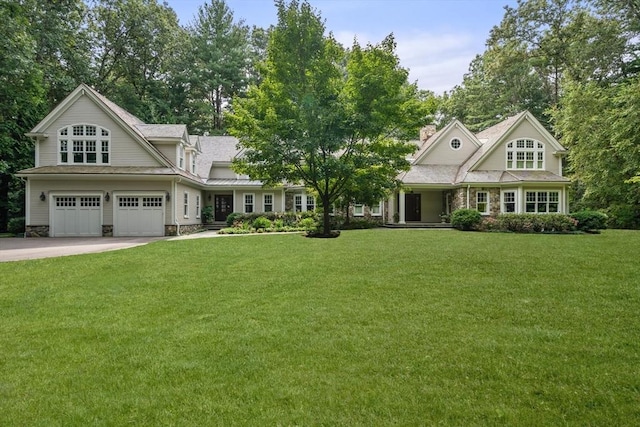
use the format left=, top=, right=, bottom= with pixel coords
left=214, top=195, right=233, bottom=221
left=405, top=194, right=421, bottom=221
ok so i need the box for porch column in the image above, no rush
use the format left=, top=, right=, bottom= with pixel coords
left=387, top=194, right=395, bottom=224
left=398, top=190, right=406, bottom=224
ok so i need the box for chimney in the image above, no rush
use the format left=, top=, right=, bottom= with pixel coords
left=420, top=125, right=436, bottom=142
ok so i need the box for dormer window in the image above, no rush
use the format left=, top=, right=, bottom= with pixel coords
left=506, top=139, right=544, bottom=170
left=178, top=145, right=185, bottom=169
left=58, top=124, right=110, bottom=165
left=191, top=153, right=196, bottom=174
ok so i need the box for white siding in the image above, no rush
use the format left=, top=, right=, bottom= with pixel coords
left=476, top=120, right=561, bottom=173
left=37, top=95, right=162, bottom=167
left=175, top=182, right=203, bottom=225
left=417, top=126, right=478, bottom=166
left=27, top=179, right=172, bottom=226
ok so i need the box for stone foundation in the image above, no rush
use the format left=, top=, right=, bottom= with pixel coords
left=102, top=225, right=113, bottom=237
left=165, top=224, right=203, bottom=236
left=25, top=225, right=49, bottom=237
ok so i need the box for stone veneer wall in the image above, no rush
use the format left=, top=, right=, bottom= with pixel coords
left=467, top=187, right=502, bottom=216
left=166, top=224, right=203, bottom=236
left=25, top=226, right=49, bottom=237
left=102, top=225, right=113, bottom=237
left=452, top=188, right=466, bottom=212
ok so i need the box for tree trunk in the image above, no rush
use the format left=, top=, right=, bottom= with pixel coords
left=322, top=195, right=331, bottom=235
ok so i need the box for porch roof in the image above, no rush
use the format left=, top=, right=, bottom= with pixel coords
left=205, top=178, right=264, bottom=187
left=400, top=165, right=459, bottom=185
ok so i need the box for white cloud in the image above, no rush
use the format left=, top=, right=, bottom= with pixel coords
left=333, top=30, right=479, bottom=94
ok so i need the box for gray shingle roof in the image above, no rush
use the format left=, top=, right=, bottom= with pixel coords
left=17, top=166, right=176, bottom=175
left=136, top=124, right=187, bottom=139
left=400, top=165, right=459, bottom=185
left=197, top=136, right=242, bottom=175
left=206, top=178, right=264, bottom=187
left=501, top=170, right=570, bottom=183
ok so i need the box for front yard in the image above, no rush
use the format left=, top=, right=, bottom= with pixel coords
left=1, top=229, right=639, bottom=425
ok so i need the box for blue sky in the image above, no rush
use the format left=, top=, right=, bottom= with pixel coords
left=166, top=0, right=518, bottom=94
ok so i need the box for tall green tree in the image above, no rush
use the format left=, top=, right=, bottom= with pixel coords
left=0, top=1, right=49, bottom=230
left=229, top=0, right=425, bottom=236
left=89, top=0, right=184, bottom=122
left=552, top=78, right=640, bottom=226
left=187, top=0, right=250, bottom=134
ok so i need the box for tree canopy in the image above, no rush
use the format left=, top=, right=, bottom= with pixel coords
left=229, top=0, right=430, bottom=235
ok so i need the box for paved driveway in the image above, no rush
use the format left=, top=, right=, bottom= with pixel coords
left=0, top=236, right=167, bottom=262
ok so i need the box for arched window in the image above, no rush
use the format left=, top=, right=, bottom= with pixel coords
left=506, top=139, right=544, bottom=170
left=58, top=124, right=110, bottom=165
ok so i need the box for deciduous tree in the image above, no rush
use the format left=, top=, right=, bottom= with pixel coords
left=229, top=0, right=426, bottom=236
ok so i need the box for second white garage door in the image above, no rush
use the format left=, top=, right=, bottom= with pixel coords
left=114, top=196, right=164, bottom=237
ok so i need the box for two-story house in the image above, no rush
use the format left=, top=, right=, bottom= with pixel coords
left=18, top=84, right=569, bottom=237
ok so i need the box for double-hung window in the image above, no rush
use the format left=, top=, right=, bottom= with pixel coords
left=183, top=192, right=189, bottom=218
left=502, top=191, right=516, bottom=213
left=294, top=194, right=315, bottom=212
left=525, top=191, right=560, bottom=213
left=196, top=195, right=201, bottom=219
left=476, top=191, right=489, bottom=215
left=370, top=201, right=382, bottom=216
left=306, top=195, right=315, bottom=211
left=263, top=194, right=274, bottom=212
left=59, top=124, right=110, bottom=165
left=178, top=145, right=185, bottom=169
left=244, top=194, right=254, bottom=213
left=354, top=203, right=364, bottom=216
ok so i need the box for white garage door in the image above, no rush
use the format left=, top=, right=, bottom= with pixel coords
left=115, top=196, right=164, bottom=237
left=52, top=196, right=102, bottom=237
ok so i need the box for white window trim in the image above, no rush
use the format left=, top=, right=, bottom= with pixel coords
left=506, top=139, right=545, bottom=171
left=196, top=195, right=201, bottom=219
left=178, top=145, right=185, bottom=170
left=244, top=193, right=255, bottom=214
left=501, top=190, right=518, bottom=214
left=524, top=190, right=561, bottom=214
left=191, top=154, right=197, bottom=174
left=370, top=201, right=383, bottom=217
left=354, top=203, right=364, bottom=217
left=58, top=124, right=111, bottom=165
left=183, top=192, right=189, bottom=218
left=263, top=193, right=274, bottom=212
left=294, top=193, right=315, bottom=212
left=476, top=191, right=490, bottom=215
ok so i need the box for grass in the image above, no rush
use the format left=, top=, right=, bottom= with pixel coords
left=1, top=229, right=639, bottom=425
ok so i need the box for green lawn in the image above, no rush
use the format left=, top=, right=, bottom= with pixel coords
left=1, top=229, right=639, bottom=425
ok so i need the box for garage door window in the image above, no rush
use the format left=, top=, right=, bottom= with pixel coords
left=120, top=197, right=139, bottom=207
left=81, top=197, right=101, bottom=207
left=143, top=197, right=162, bottom=207
left=57, top=197, right=76, bottom=207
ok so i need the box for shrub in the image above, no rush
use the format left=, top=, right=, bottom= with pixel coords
left=604, top=204, right=640, bottom=229
left=201, top=206, right=214, bottom=223
left=226, top=212, right=242, bottom=227
left=451, top=209, right=482, bottom=231
left=570, top=210, right=608, bottom=232
left=7, top=217, right=25, bottom=235
left=495, top=214, right=577, bottom=233
left=298, top=217, right=317, bottom=231
left=252, top=216, right=272, bottom=230
left=340, top=218, right=380, bottom=230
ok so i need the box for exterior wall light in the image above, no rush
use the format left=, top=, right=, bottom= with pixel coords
left=40, top=192, right=46, bottom=201
left=166, top=191, right=171, bottom=201
left=105, top=192, right=110, bottom=202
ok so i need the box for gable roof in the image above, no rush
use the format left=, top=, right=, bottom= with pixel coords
left=412, top=119, right=481, bottom=164
left=464, top=111, right=566, bottom=173
left=27, top=84, right=172, bottom=167
left=136, top=124, right=188, bottom=140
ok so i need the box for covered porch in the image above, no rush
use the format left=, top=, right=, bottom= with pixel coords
left=387, top=188, right=457, bottom=225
